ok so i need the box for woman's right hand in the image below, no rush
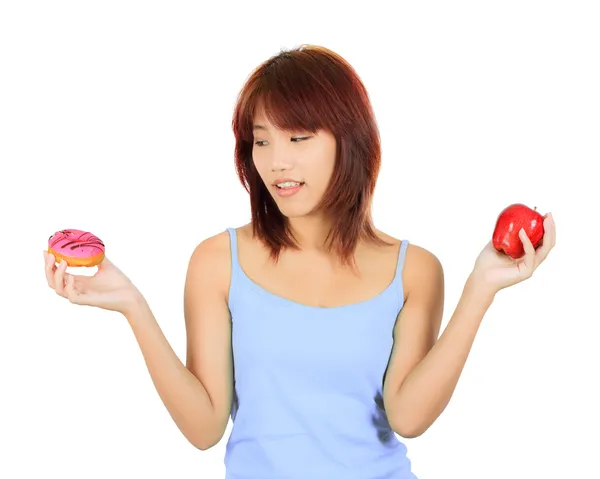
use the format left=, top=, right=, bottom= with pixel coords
left=44, top=251, right=144, bottom=316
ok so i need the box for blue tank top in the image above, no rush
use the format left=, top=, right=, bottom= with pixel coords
left=224, top=227, right=417, bottom=479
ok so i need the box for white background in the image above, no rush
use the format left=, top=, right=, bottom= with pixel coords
left=2, top=1, right=599, bottom=478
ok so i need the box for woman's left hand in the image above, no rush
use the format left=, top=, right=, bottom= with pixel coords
left=470, top=213, right=556, bottom=295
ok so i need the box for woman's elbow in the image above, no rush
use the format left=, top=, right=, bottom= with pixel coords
left=392, top=419, right=429, bottom=438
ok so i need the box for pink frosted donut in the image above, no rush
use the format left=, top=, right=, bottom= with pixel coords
left=47, top=229, right=105, bottom=267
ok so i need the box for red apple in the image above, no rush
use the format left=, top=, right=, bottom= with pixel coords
left=492, top=203, right=545, bottom=259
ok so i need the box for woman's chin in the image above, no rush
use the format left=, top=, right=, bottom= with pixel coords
left=277, top=204, right=316, bottom=219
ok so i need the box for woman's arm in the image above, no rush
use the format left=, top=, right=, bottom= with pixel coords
left=387, top=215, right=555, bottom=437
left=385, top=262, right=494, bottom=438
left=124, top=233, right=234, bottom=450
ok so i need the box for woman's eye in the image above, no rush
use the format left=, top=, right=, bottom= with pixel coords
left=254, top=136, right=310, bottom=147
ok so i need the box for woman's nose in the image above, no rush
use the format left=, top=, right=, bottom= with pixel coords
left=268, top=150, right=293, bottom=172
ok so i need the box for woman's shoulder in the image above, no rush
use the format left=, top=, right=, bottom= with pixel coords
left=189, top=223, right=254, bottom=265
left=373, top=229, right=443, bottom=293
left=374, top=228, right=439, bottom=262
left=187, top=226, right=243, bottom=290
left=193, top=228, right=232, bottom=256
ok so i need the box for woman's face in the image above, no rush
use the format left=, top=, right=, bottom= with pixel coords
left=252, top=111, right=337, bottom=219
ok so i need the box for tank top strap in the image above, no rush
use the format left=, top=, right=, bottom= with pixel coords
left=226, top=227, right=241, bottom=308
left=394, top=239, right=410, bottom=302
left=395, top=239, right=409, bottom=276
left=226, top=227, right=239, bottom=267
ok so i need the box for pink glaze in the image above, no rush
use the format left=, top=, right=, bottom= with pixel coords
left=48, top=229, right=105, bottom=259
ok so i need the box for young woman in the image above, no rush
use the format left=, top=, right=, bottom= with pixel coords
left=43, top=45, right=556, bottom=478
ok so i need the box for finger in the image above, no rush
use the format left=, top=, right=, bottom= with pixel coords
left=548, top=212, right=556, bottom=248
left=71, top=275, right=90, bottom=294
left=54, top=259, right=68, bottom=297
left=64, top=274, right=84, bottom=304
left=45, top=252, right=57, bottom=288
left=519, top=228, right=536, bottom=277
left=534, top=214, right=556, bottom=267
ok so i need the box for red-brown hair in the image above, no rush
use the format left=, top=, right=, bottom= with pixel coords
left=232, top=44, right=391, bottom=267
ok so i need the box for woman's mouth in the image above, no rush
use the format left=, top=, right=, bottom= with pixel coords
left=275, top=181, right=305, bottom=197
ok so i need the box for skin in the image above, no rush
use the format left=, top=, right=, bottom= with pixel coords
left=44, top=108, right=556, bottom=448
left=185, top=109, right=555, bottom=443
left=252, top=112, right=337, bottom=244
left=184, top=109, right=447, bottom=444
